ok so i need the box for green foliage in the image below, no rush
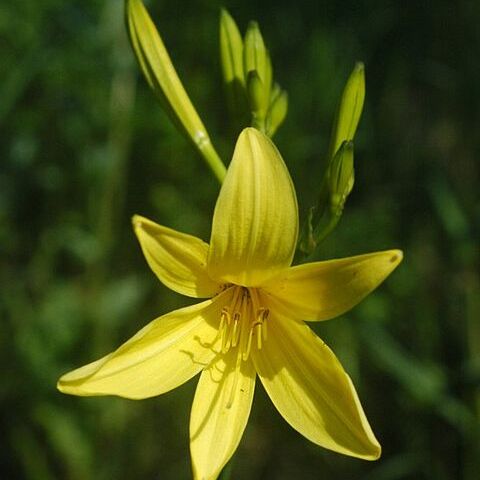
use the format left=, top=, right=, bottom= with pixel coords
left=1, top=0, right=479, bottom=479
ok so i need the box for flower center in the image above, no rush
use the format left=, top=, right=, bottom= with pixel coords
left=218, top=286, right=269, bottom=359
left=217, top=286, right=269, bottom=408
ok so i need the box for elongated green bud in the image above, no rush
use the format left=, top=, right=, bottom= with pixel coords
left=298, top=142, right=355, bottom=256
left=126, top=0, right=226, bottom=182
left=219, top=9, right=249, bottom=130
left=246, top=71, right=264, bottom=110
left=244, top=21, right=272, bottom=120
left=269, top=82, right=281, bottom=104
left=266, top=87, right=288, bottom=136
left=328, top=141, right=354, bottom=214
left=246, top=70, right=267, bottom=130
left=328, top=62, right=365, bottom=159
left=220, top=9, right=245, bottom=87
left=298, top=65, right=365, bottom=256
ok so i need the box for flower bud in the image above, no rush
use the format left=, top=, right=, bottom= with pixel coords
left=246, top=70, right=268, bottom=130
left=244, top=21, right=272, bottom=108
left=220, top=9, right=245, bottom=87
left=266, top=86, right=288, bottom=136
left=329, top=141, right=354, bottom=214
left=329, top=62, right=365, bottom=159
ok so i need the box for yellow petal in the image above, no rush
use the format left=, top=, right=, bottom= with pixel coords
left=252, top=308, right=381, bottom=460
left=264, top=249, right=403, bottom=321
left=133, top=215, right=221, bottom=298
left=57, top=293, right=232, bottom=399
left=208, top=128, right=298, bottom=287
left=190, top=351, right=255, bottom=480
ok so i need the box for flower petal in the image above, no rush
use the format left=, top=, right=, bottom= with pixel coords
left=133, top=215, right=221, bottom=298
left=190, top=351, right=255, bottom=480
left=263, top=249, right=403, bottom=321
left=252, top=308, right=381, bottom=460
left=207, top=128, right=298, bottom=287
left=57, top=293, right=232, bottom=399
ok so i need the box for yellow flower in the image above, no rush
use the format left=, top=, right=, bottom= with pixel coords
left=58, top=128, right=402, bottom=480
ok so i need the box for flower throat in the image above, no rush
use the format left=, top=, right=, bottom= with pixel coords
left=218, top=286, right=269, bottom=408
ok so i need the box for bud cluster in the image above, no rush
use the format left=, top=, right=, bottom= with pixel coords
left=220, top=10, right=288, bottom=136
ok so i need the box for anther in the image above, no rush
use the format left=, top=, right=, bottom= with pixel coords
left=261, top=309, right=269, bottom=341
left=219, top=287, right=270, bottom=361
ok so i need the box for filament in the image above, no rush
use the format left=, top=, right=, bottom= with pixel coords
left=218, top=286, right=269, bottom=365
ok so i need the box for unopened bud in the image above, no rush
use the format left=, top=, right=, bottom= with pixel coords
left=220, top=9, right=245, bottom=87
left=266, top=87, right=288, bottom=136
left=329, top=62, right=365, bottom=158
left=329, top=141, right=354, bottom=214
left=244, top=22, right=272, bottom=101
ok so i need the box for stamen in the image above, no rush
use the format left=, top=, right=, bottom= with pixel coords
left=261, top=309, right=269, bottom=341
left=230, top=287, right=243, bottom=312
left=232, top=313, right=240, bottom=347
left=219, top=286, right=270, bottom=363
left=219, top=307, right=228, bottom=331
left=226, top=347, right=243, bottom=409
left=226, top=289, right=249, bottom=409
left=243, top=328, right=253, bottom=361
left=250, top=322, right=262, bottom=349
left=221, top=308, right=232, bottom=353
left=249, top=288, right=261, bottom=313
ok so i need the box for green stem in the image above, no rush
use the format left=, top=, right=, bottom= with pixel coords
left=195, top=135, right=226, bottom=183
left=251, top=113, right=266, bottom=133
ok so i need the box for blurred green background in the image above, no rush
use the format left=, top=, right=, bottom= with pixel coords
left=1, top=0, right=479, bottom=479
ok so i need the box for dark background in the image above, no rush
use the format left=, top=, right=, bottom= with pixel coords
left=1, top=0, right=479, bottom=479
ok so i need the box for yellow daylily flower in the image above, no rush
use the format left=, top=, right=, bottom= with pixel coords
left=58, top=128, right=402, bottom=480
